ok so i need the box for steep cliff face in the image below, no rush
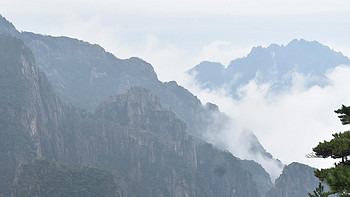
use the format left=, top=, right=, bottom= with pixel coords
left=94, top=87, right=197, bottom=167
left=240, top=160, right=274, bottom=197
left=0, top=36, right=75, bottom=167
left=0, top=35, right=60, bottom=196
left=267, top=162, right=319, bottom=197
left=87, top=87, right=200, bottom=196
left=196, top=144, right=261, bottom=197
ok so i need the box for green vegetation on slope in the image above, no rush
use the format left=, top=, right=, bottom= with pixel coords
left=13, top=158, right=124, bottom=197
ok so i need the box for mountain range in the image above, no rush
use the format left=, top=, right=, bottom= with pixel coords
left=0, top=14, right=329, bottom=196
left=0, top=14, right=284, bottom=178
left=189, top=39, right=350, bottom=96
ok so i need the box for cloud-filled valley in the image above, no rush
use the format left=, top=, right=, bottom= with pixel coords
left=184, top=62, right=350, bottom=174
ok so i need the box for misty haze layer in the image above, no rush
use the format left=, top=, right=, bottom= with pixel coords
left=186, top=39, right=350, bottom=171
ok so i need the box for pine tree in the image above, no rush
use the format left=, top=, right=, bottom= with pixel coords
left=308, top=182, right=329, bottom=197
left=335, top=105, right=350, bottom=125
left=310, top=105, right=350, bottom=196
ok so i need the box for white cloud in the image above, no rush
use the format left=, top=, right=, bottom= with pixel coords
left=201, top=110, right=285, bottom=181
left=140, top=40, right=254, bottom=82
left=183, top=65, right=350, bottom=172
left=196, top=41, right=251, bottom=67
left=129, top=34, right=194, bottom=82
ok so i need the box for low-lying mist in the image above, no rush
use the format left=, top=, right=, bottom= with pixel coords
left=196, top=104, right=284, bottom=181
left=181, top=64, right=350, bottom=180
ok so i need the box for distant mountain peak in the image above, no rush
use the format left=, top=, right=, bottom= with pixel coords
left=189, top=38, right=350, bottom=93
left=287, top=38, right=307, bottom=45
left=188, top=61, right=226, bottom=87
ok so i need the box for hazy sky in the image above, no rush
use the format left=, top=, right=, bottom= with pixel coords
left=2, top=0, right=350, bottom=81
left=2, top=0, right=350, bottom=171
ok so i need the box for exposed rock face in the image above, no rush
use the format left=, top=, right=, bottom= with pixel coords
left=0, top=35, right=51, bottom=196
left=240, top=160, right=274, bottom=197
left=267, top=162, right=319, bottom=197
left=0, top=35, right=263, bottom=197
left=88, top=87, right=199, bottom=196
left=196, top=144, right=261, bottom=197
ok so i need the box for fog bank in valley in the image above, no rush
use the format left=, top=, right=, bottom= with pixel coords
left=182, top=64, right=350, bottom=177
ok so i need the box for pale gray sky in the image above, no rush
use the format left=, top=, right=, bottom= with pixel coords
left=2, top=0, right=350, bottom=81
left=2, top=0, right=350, bottom=170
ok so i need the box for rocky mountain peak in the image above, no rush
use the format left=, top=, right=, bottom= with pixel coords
left=267, top=162, right=319, bottom=197
left=124, top=57, right=159, bottom=81
left=95, top=87, right=163, bottom=125
left=0, top=14, right=19, bottom=36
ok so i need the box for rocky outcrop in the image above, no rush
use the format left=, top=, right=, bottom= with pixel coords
left=266, top=162, right=319, bottom=197
left=87, top=87, right=199, bottom=196
left=240, top=160, right=274, bottom=197
left=0, top=14, right=19, bottom=36
left=196, top=144, right=261, bottom=197
left=0, top=35, right=49, bottom=196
